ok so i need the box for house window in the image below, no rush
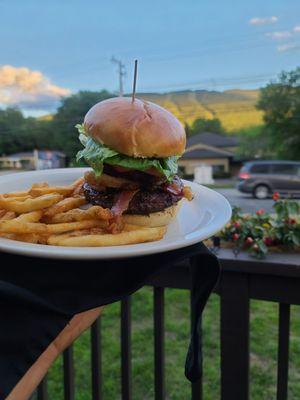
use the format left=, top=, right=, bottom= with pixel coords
left=212, top=165, right=225, bottom=173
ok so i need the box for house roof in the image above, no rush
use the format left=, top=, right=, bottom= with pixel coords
left=1, top=150, right=66, bottom=159
left=6, top=152, right=33, bottom=158
left=181, top=149, right=231, bottom=160
left=187, top=132, right=238, bottom=148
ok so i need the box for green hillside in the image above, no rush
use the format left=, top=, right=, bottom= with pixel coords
left=139, top=89, right=263, bottom=133
left=37, top=89, right=263, bottom=133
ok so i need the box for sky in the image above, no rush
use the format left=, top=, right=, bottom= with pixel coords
left=0, top=0, right=300, bottom=115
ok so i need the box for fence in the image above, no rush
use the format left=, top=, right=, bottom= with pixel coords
left=36, top=249, right=300, bottom=400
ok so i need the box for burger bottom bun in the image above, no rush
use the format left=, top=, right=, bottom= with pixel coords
left=123, top=201, right=182, bottom=227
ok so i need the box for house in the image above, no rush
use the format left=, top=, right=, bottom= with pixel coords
left=0, top=150, right=66, bottom=170
left=179, top=132, right=238, bottom=176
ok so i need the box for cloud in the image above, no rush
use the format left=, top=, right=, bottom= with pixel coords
left=266, top=31, right=292, bottom=40
left=0, top=65, right=70, bottom=111
left=249, top=16, right=278, bottom=26
left=277, top=43, right=300, bottom=52
left=294, top=26, right=300, bottom=33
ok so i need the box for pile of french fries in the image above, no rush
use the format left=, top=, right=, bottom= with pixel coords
left=0, top=178, right=166, bottom=247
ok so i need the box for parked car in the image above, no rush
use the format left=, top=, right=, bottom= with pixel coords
left=237, top=160, right=300, bottom=199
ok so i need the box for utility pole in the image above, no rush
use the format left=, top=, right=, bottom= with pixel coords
left=111, top=57, right=126, bottom=96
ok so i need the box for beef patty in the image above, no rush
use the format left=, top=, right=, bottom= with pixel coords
left=83, top=182, right=182, bottom=215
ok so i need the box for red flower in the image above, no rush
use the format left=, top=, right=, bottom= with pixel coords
left=263, top=237, right=273, bottom=246
left=273, top=192, right=280, bottom=201
left=233, top=221, right=241, bottom=229
left=252, top=243, right=259, bottom=251
left=285, top=218, right=297, bottom=225
left=246, top=237, right=254, bottom=244
left=233, top=233, right=239, bottom=241
left=256, top=208, right=265, bottom=216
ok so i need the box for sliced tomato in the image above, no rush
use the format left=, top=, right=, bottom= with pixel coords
left=146, top=167, right=163, bottom=177
left=113, top=165, right=131, bottom=173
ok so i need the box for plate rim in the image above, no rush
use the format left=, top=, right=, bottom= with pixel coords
left=0, top=168, right=232, bottom=260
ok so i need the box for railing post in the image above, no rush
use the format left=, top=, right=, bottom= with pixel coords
left=154, top=287, right=165, bottom=400
left=220, top=271, right=250, bottom=400
left=91, top=318, right=102, bottom=400
left=37, top=377, right=48, bottom=400
left=121, top=297, right=132, bottom=400
left=277, top=303, right=290, bottom=400
left=63, top=345, right=75, bottom=400
left=190, top=291, right=202, bottom=400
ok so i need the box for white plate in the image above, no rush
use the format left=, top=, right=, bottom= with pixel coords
left=0, top=168, right=231, bottom=259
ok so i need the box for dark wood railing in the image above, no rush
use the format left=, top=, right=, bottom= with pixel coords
left=35, top=249, right=300, bottom=400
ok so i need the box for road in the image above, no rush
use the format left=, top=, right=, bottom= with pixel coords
left=215, top=188, right=275, bottom=213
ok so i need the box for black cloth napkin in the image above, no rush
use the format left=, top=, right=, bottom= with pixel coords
left=0, top=243, right=219, bottom=398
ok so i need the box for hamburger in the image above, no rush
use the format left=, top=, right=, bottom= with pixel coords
left=76, top=97, right=193, bottom=228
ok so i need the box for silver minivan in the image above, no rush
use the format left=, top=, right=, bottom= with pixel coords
left=237, top=161, right=300, bottom=199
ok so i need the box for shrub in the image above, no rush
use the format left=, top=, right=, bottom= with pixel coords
left=220, top=193, right=300, bottom=258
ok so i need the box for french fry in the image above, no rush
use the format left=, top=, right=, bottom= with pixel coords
left=3, top=191, right=29, bottom=198
left=70, top=177, right=84, bottom=188
left=44, top=227, right=104, bottom=243
left=47, top=226, right=167, bottom=247
left=36, top=235, right=50, bottom=245
left=29, top=178, right=83, bottom=198
left=0, top=210, right=6, bottom=219
left=0, top=232, right=44, bottom=244
left=6, top=195, right=32, bottom=202
left=0, top=221, right=48, bottom=234
left=106, top=216, right=124, bottom=234
left=16, top=233, right=41, bottom=243
left=0, top=193, right=63, bottom=213
left=48, top=206, right=112, bottom=223
left=29, top=186, right=74, bottom=197
left=43, top=197, right=87, bottom=218
left=0, top=219, right=104, bottom=234
left=46, top=220, right=105, bottom=234
left=0, top=232, right=16, bottom=240
left=14, top=233, right=41, bottom=244
left=0, top=211, right=17, bottom=220
left=16, top=211, right=43, bottom=222
left=70, top=177, right=84, bottom=194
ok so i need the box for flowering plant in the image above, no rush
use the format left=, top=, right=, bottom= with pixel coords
left=220, top=193, right=300, bottom=258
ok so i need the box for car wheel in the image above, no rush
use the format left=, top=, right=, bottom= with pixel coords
left=253, top=185, right=269, bottom=199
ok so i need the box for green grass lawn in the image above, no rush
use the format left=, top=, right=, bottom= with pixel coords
left=45, top=288, right=300, bottom=399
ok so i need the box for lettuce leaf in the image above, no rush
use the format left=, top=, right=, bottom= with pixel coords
left=75, top=124, right=179, bottom=180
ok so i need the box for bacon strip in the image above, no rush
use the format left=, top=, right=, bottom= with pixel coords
left=107, top=190, right=138, bottom=234
left=111, top=190, right=138, bottom=217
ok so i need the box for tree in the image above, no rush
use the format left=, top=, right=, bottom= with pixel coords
left=257, top=67, right=300, bottom=160
left=0, top=91, right=115, bottom=159
left=52, top=90, right=115, bottom=159
left=236, top=125, right=270, bottom=159
left=189, top=117, right=224, bottom=136
left=0, top=108, right=27, bottom=155
left=0, top=108, right=56, bottom=155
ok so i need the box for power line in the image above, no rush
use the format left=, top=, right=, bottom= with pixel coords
left=137, top=73, right=277, bottom=92
left=47, top=33, right=278, bottom=83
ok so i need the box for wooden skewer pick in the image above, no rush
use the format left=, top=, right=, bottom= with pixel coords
left=131, top=59, right=138, bottom=103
